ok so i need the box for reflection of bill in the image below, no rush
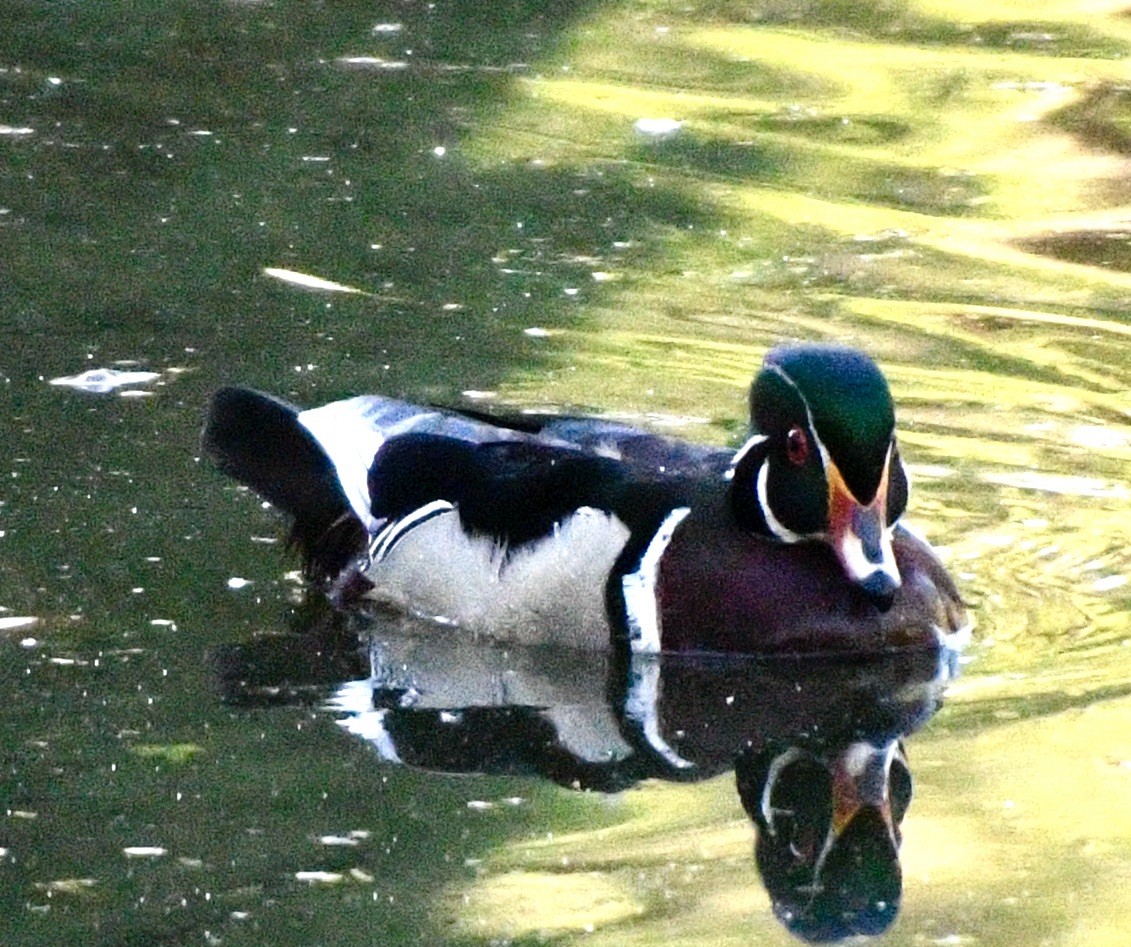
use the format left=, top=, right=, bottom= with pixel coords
left=212, top=617, right=956, bottom=939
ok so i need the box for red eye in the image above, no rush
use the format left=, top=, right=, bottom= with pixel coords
left=786, top=426, right=809, bottom=466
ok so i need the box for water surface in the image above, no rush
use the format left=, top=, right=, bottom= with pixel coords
left=2, top=1, right=1130, bottom=945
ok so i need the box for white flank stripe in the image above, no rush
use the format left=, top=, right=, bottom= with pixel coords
left=370, top=499, right=456, bottom=562
left=328, top=682, right=403, bottom=764
left=336, top=708, right=403, bottom=764
left=621, top=507, right=691, bottom=653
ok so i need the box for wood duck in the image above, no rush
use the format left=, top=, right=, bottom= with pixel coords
left=203, top=343, right=970, bottom=655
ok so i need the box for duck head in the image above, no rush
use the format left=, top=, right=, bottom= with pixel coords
left=731, top=344, right=909, bottom=609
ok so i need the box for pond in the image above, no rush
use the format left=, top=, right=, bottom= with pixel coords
left=2, top=1, right=1130, bottom=944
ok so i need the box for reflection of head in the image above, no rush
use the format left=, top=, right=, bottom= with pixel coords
left=737, top=741, right=911, bottom=942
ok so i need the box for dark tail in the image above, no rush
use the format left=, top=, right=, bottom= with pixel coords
left=202, top=387, right=366, bottom=580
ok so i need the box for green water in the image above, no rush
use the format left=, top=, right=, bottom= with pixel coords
left=2, top=1, right=1129, bottom=944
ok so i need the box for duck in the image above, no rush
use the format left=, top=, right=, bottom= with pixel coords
left=202, top=343, right=970, bottom=655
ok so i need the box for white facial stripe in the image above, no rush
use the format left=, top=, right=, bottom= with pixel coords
left=758, top=364, right=838, bottom=533
left=767, top=361, right=896, bottom=504
left=756, top=460, right=804, bottom=543
left=764, top=362, right=833, bottom=468
left=895, top=447, right=910, bottom=508
left=759, top=360, right=906, bottom=594
left=622, top=506, right=691, bottom=653
left=725, top=433, right=769, bottom=481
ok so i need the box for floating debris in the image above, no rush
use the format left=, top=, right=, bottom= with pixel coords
left=0, top=616, right=38, bottom=632
left=123, top=846, right=167, bottom=858
left=295, top=870, right=345, bottom=883
left=335, top=56, right=409, bottom=71
left=634, top=117, right=683, bottom=139
left=36, top=878, right=97, bottom=894
left=317, top=835, right=361, bottom=847
left=49, top=368, right=161, bottom=394
left=262, top=267, right=368, bottom=295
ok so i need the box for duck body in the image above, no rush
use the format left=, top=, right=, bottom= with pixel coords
left=203, top=344, right=969, bottom=655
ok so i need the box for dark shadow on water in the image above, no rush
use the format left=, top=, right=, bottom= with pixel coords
left=1046, top=83, right=1131, bottom=158
left=0, top=0, right=720, bottom=400
left=746, top=112, right=913, bottom=147
left=1020, top=229, right=1131, bottom=274
left=633, top=127, right=985, bottom=216
left=0, top=4, right=727, bottom=945
left=932, top=679, right=1131, bottom=735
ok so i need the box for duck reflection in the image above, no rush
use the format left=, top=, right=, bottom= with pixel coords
left=211, top=616, right=957, bottom=942
left=739, top=740, right=911, bottom=941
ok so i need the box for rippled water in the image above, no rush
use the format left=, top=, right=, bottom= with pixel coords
left=2, top=2, right=1130, bottom=945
